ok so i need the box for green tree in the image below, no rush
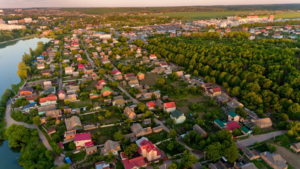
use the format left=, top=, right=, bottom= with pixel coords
left=69, top=142, right=76, bottom=150
left=168, top=129, right=177, bottom=138
left=114, top=130, right=124, bottom=141
left=181, top=150, right=198, bottom=169
left=6, top=124, right=32, bottom=147
left=32, top=116, right=41, bottom=125
left=124, top=144, right=138, bottom=159
left=156, top=77, right=165, bottom=86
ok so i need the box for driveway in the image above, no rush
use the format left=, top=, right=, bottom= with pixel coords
left=271, top=144, right=300, bottom=169
left=235, top=131, right=287, bottom=148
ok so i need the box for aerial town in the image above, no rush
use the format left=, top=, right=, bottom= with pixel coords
left=1, top=3, right=300, bottom=169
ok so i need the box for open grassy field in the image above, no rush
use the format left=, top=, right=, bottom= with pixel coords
left=274, top=12, right=300, bottom=19
left=150, top=12, right=246, bottom=21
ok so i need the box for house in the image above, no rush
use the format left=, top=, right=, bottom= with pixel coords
left=64, top=130, right=76, bottom=141
left=216, top=93, right=231, bottom=104
left=26, top=95, right=39, bottom=103
left=66, top=94, right=77, bottom=101
left=160, top=63, right=168, bottom=68
left=86, top=145, right=97, bottom=154
left=260, top=152, right=288, bottom=169
left=146, top=101, right=156, bottom=110
left=192, top=162, right=203, bottom=169
left=58, top=90, right=66, bottom=100
left=43, top=81, right=52, bottom=88
left=111, top=70, right=121, bottom=75
left=20, top=87, right=33, bottom=96
left=101, top=140, right=121, bottom=156
left=235, top=162, right=258, bottom=169
left=124, top=73, right=135, bottom=80
left=45, top=109, right=62, bottom=118
left=227, top=99, right=244, bottom=110
left=75, top=133, right=92, bottom=149
left=21, top=103, right=37, bottom=113
left=121, top=153, right=146, bottom=169
left=193, top=124, right=208, bottom=137
left=225, top=121, right=240, bottom=132
left=65, top=116, right=82, bottom=131
left=96, top=80, right=107, bottom=90
left=244, top=108, right=258, bottom=119
left=149, top=54, right=157, bottom=60
left=113, top=99, right=125, bottom=107
left=65, top=67, right=73, bottom=75
left=200, top=83, right=214, bottom=91
left=207, top=87, right=222, bottom=97
left=228, top=112, right=240, bottom=122
left=290, top=142, right=300, bottom=153
left=137, top=72, right=145, bottom=80
left=176, top=71, right=183, bottom=77
left=44, top=86, right=56, bottom=94
left=38, top=105, right=56, bottom=115
left=214, top=119, right=226, bottom=129
left=90, top=93, right=99, bottom=99
left=101, top=86, right=114, bottom=97
left=170, top=110, right=186, bottom=124
left=241, top=147, right=260, bottom=160
left=138, top=138, right=165, bottom=162
left=39, top=94, right=57, bottom=106
left=128, top=80, right=139, bottom=88
left=37, top=63, right=45, bottom=70
left=241, top=126, right=252, bottom=136
left=131, top=123, right=152, bottom=137
left=163, top=102, right=176, bottom=113
left=124, top=107, right=136, bottom=119
left=115, top=54, right=121, bottom=60
left=95, top=162, right=111, bottom=169
left=253, top=118, right=272, bottom=128
left=114, top=74, right=123, bottom=81
left=41, top=70, right=51, bottom=77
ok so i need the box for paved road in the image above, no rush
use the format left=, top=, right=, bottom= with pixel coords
left=81, top=40, right=95, bottom=68
left=59, top=51, right=62, bottom=91
left=5, top=102, right=64, bottom=166
left=271, top=143, right=300, bottom=169
left=235, top=130, right=287, bottom=148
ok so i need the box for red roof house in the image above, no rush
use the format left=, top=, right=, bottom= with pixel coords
left=96, top=80, right=107, bottom=90
left=78, top=64, right=85, bottom=69
left=58, top=90, right=66, bottom=100
left=58, top=142, right=64, bottom=149
left=146, top=101, right=156, bottom=110
left=39, top=94, right=57, bottom=106
left=226, top=121, right=240, bottom=132
left=149, top=54, right=157, bottom=60
left=111, top=70, right=121, bottom=75
left=121, top=153, right=146, bottom=169
left=75, top=133, right=92, bottom=149
left=163, top=102, right=176, bottom=113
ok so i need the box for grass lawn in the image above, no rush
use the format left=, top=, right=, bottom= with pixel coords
left=72, top=151, right=86, bottom=162
left=140, top=73, right=162, bottom=86
left=91, top=126, right=120, bottom=145
left=84, top=81, right=98, bottom=91
left=145, top=130, right=168, bottom=144
left=252, top=159, right=272, bottom=169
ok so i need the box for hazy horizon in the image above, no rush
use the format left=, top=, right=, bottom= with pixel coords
left=1, top=0, right=300, bottom=9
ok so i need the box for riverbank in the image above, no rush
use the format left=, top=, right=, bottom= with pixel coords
left=0, top=80, right=24, bottom=140
left=0, top=34, right=40, bottom=45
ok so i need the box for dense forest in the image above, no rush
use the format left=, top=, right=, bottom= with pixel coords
left=61, top=4, right=300, bottom=14
left=0, top=29, right=37, bottom=42
left=134, top=35, right=300, bottom=119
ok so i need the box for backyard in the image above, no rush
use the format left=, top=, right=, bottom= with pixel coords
left=145, top=130, right=168, bottom=143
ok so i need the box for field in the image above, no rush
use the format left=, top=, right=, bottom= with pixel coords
left=140, top=73, right=162, bottom=86
left=150, top=12, right=245, bottom=21
left=274, top=12, right=300, bottom=19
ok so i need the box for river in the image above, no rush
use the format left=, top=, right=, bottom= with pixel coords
left=0, top=37, right=50, bottom=168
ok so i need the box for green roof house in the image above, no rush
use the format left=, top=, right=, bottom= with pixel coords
left=214, top=119, right=226, bottom=129
left=170, top=110, right=186, bottom=124
left=101, top=86, right=114, bottom=96
left=228, top=111, right=240, bottom=122
left=241, top=126, right=252, bottom=136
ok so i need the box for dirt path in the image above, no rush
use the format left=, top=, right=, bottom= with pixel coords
left=271, top=144, right=300, bottom=169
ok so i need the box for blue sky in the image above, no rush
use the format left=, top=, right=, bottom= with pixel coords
left=1, top=0, right=300, bottom=8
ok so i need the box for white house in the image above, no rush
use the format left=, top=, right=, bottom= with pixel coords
left=163, top=102, right=176, bottom=113
left=170, top=110, right=186, bottom=124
